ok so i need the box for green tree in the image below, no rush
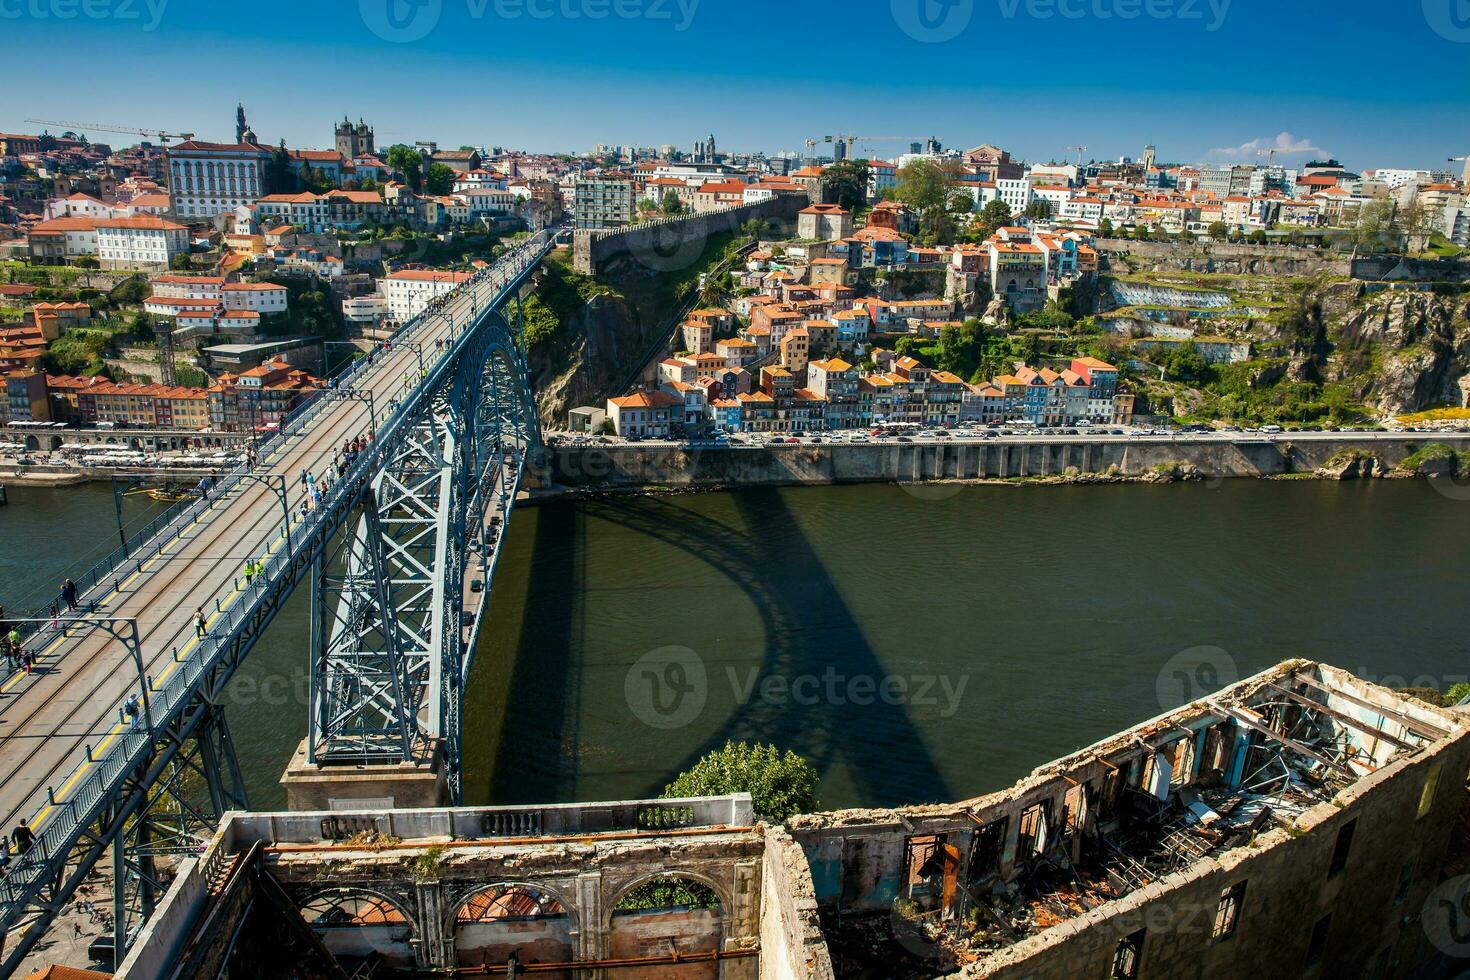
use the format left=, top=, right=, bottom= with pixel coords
left=307, top=162, right=338, bottom=193
left=1400, top=198, right=1441, bottom=252
left=660, top=190, right=685, bottom=215
left=893, top=159, right=963, bottom=244
left=1098, top=218, right=1114, bottom=238
left=1024, top=199, right=1052, bottom=221
left=741, top=217, right=769, bottom=241
left=265, top=140, right=298, bottom=195
left=821, top=160, right=870, bottom=213
left=1163, top=340, right=1208, bottom=382
left=425, top=162, right=457, bottom=195
left=111, top=277, right=150, bottom=306
left=169, top=251, right=193, bottom=271
left=1207, top=221, right=1229, bottom=240
left=662, top=741, right=818, bottom=821
left=386, top=144, right=423, bottom=189
left=127, top=312, right=155, bottom=343
left=1247, top=228, right=1268, bottom=245
left=974, top=199, right=1013, bottom=239
left=41, top=332, right=107, bottom=375
left=1353, top=199, right=1396, bottom=252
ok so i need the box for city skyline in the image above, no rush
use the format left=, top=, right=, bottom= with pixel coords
left=0, top=0, right=1466, bottom=170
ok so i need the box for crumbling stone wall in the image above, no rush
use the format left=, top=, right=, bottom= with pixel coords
left=268, top=831, right=764, bottom=976
left=783, top=663, right=1470, bottom=980
left=759, top=827, right=835, bottom=980
left=573, top=196, right=807, bottom=276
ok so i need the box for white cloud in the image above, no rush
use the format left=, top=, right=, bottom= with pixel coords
left=1209, top=132, right=1326, bottom=161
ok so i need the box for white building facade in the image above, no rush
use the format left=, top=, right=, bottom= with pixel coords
left=378, top=269, right=472, bottom=324
left=95, top=216, right=190, bottom=271
left=167, top=141, right=271, bottom=220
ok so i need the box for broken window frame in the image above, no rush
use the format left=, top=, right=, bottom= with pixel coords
left=1017, top=800, right=1051, bottom=858
left=969, top=816, right=1008, bottom=883
left=902, top=833, right=945, bottom=907
left=1111, top=927, right=1145, bottom=980
left=1211, top=881, right=1245, bottom=941
left=1168, top=736, right=1195, bottom=789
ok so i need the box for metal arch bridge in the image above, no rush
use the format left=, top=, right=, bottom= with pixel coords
left=0, top=231, right=553, bottom=973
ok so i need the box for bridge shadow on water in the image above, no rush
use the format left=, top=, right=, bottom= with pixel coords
left=506, top=487, right=952, bottom=808
left=482, top=501, right=585, bottom=804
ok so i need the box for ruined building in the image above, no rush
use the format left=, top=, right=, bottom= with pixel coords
left=114, top=663, right=1470, bottom=979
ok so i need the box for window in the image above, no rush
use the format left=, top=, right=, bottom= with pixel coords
left=1111, top=928, right=1144, bottom=980
left=1394, top=861, right=1414, bottom=906
left=1212, top=881, right=1246, bottom=940
left=1305, top=913, right=1331, bottom=967
left=1017, top=801, right=1050, bottom=857
left=1328, top=820, right=1356, bottom=878
left=1419, top=763, right=1443, bottom=819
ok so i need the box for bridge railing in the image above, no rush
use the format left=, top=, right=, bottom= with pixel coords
left=0, top=234, right=554, bottom=936
left=226, top=794, right=757, bottom=845
left=2, top=234, right=550, bottom=646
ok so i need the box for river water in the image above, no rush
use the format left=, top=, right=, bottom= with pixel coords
left=3, top=479, right=1468, bottom=812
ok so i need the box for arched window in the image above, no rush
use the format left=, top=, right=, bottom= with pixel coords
left=300, top=889, right=410, bottom=927
left=456, top=884, right=567, bottom=923
left=613, top=874, right=722, bottom=915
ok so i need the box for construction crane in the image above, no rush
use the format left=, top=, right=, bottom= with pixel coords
left=24, top=118, right=195, bottom=144
left=1258, top=147, right=1279, bottom=167
left=1450, top=155, right=1470, bottom=184
left=1066, top=145, right=1088, bottom=166
left=804, top=134, right=933, bottom=160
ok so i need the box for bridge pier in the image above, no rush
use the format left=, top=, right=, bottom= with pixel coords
left=279, top=737, right=447, bottom=811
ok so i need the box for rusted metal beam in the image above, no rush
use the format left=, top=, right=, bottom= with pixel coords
left=1267, top=683, right=1417, bottom=752
left=1290, top=673, right=1449, bottom=740
left=1207, top=700, right=1353, bottom=778
left=456, top=947, right=761, bottom=974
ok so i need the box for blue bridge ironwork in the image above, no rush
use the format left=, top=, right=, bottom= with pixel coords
left=0, top=232, right=552, bottom=973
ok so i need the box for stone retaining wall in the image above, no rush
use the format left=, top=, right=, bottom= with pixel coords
left=533, top=436, right=1470, bottom=491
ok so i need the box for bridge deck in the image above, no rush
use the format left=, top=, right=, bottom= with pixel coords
left=0, top=256, right=532, bottom=848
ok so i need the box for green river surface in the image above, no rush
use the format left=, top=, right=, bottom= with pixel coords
left=2, top=478, right=1468, bottom=812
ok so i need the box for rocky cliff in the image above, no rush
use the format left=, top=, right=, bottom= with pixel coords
left=1330, top=290, right=1470, bottom=415
left=528, top=289, right=657, bottom=429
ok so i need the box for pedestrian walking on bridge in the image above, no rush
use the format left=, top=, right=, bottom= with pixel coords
left=61, top=578, right=78, bottom=612
left=195, top=608, right=207, bottom=638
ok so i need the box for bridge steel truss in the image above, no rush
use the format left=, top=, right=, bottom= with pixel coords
left=307, top=299, right=540, bottom=803
left=0, top=236, right=549, bottom=975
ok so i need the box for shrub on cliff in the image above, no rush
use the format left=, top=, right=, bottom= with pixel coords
left=1398, top=443, right=1458, bottom=474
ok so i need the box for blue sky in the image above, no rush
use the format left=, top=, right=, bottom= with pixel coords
left=3, top=0, right=1468, bottom=170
